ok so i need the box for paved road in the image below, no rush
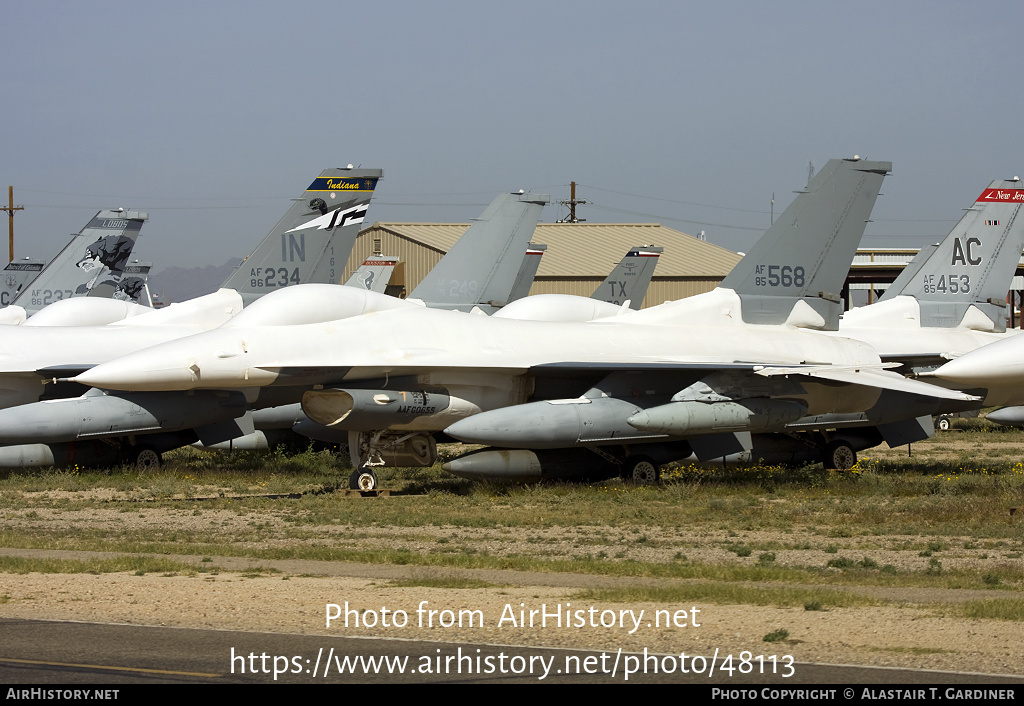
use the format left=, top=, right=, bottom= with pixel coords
left=2, top=618, right=1022, bottom=686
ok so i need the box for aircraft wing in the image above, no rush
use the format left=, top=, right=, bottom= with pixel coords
left=36, top=364, right=101, bottom=380
left=531, top=360, right=979, bottom=401
left=752, top=364, right=980, bottom=401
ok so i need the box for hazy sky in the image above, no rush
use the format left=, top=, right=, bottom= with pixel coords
left=2, top=1, right=1020, bottom=272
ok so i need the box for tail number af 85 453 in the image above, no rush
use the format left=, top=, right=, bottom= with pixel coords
left=921, top=274, right=970, bottom=295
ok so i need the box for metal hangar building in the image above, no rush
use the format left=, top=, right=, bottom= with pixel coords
left=344, top=222, right=743, bottom=308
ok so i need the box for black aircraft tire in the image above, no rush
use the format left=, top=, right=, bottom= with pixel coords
left=823, top=440, right=856, bottom=470
left=936, top=415, right=951, bottom=431
left=350, top=468, right=378, bottom=491
left=133, top=447, right=162, bottom=470
left=623, top=455, right=660, bottom=485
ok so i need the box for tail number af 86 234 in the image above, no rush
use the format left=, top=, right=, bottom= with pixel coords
left=250, top=267, right=301, bottom=288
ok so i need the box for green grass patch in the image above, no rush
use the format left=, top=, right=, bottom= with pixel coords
left=955, top=598, right=1024, bottom=621
left=0, top=555, right=202, bottom=575
left=388, top=577, right=499, bottom=589
left=574, top=583, right=881, bottom=609
left=3, top=446, right=1024, bottom=543
left=869, top=646, right=952, bottom=655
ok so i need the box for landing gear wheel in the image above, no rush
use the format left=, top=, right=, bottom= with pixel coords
left=624, top=455, right=660, bottom=484
left=823, top=440, right=856, bottom=470
left=349, top=467, right=378, bottom=491
left=133, top=447, right=162, bottom=470
left=936, top=415, right=951, bottom=431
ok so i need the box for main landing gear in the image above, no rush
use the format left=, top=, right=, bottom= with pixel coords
left=349, top=467, right=378, bottom=491
left=822, top=439, right=856, bottom=470
left=623, top=455, right=660, bottom=484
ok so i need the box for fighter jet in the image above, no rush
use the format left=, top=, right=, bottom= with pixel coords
left=837, top=178, right=1024, bottom=364
left=0, top=167, right=381, bottom=467
left=0, top=209, right=149, bottom=324
left=761, top=177, right=1024, bottom=466
left=636, top=176, right=1024, bottom=471
left=289, top=242, right=660, bottom=450
left=0, top=189, right=548, bottom=467
left=73, top=157, right=978, bottom=488
left=922, top=178, right=1024, bottom=404
left=187, top=192, right=551, bottom=450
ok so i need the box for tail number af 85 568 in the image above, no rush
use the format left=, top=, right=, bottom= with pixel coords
left=754, top=265, right=805, bottom=288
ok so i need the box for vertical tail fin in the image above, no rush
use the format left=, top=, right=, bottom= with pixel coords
left=13, top=209, right=148, bottom=315
left=719, top=157, right=890, bottom=329
left=410, top=191, right=549, bottom=311
left=0, top=259, right=44, bottom=307
left=222, top=166, right=382, bottom=305
left=591, top=245, right=663, bottom=309
left=344, top=255, right=398, bottom=293
left=877, top=244, right=938, bottom=304
left=506, top=243, right=547, bottom=303
left=878, top=179, right=1024, bottom=331
left=112, top=261, right=153, bottom=306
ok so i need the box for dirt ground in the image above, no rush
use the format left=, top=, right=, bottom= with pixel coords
left=3, top=437, right=1023, bottom=681
left=1, top=521, right=1022, bottom=678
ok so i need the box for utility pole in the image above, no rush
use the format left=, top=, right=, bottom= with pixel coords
left=2, top=187, right=24, bottom=262
left=557, top=181, right=587, bottom=223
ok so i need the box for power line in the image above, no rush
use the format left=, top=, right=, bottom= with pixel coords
left=577, top=183, right=771, bottom=215
left=585, top=202, right=766, bottom=231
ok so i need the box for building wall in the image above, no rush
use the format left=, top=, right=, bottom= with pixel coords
left=342, top=228, right=446, bottom=295
left=346, top=224, right=734, bottom=306
left=527, top=277, right=725, bottom=308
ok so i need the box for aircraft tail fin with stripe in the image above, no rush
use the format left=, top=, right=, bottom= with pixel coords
left=222, top=166, right=382, bottom=305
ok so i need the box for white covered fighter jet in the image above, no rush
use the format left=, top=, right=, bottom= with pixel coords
left=718, top=177, right=1024, bottom=468
left=71, top=158, right=979, bottom=488
left=0, top=166, right=381, bottom=467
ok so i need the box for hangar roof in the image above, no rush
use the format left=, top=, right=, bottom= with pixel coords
left=362, top=222, right=742, bottom=278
